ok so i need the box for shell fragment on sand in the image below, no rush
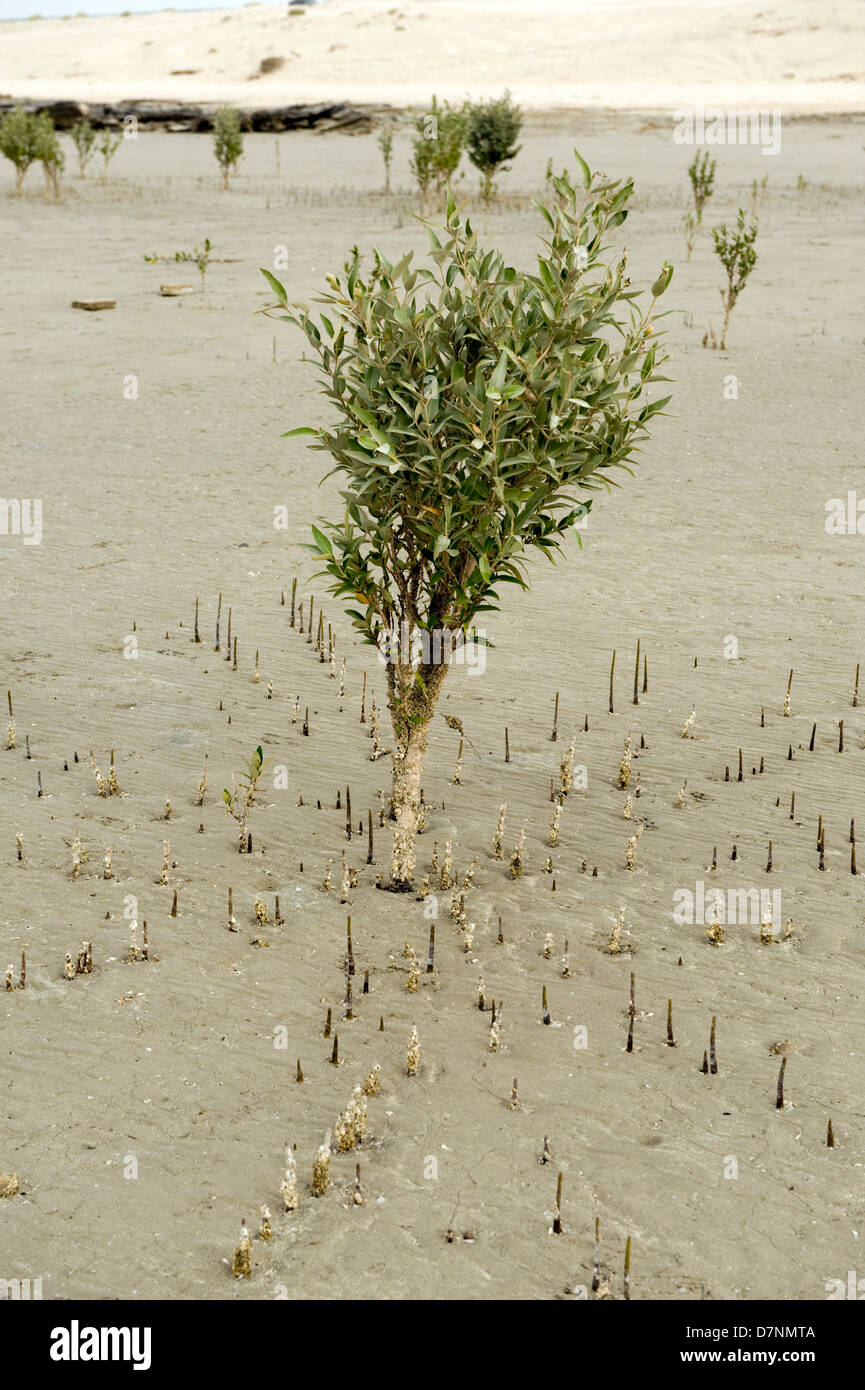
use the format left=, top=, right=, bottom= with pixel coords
left=71, top=300, right=116, bottom=311
left=160, top=285, right=196, bottom=296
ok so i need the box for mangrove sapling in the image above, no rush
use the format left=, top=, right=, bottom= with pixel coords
left=712, top=209, right=758, bottom=350
left=465, top=91, right=523, bottom=202
left=143, top=239, right=212, bottom=296
left=33, top=112, right=64, bottom=199
left=223, top=745, right=268, bottom=852
left=263, top=157, right=673, bottom=889
left=70, top=118, right=97, bottom=178
left=377, top=123, right=394, bottom=194
left=409, top=96, right=466, bottom=200
left=0, top=107, right=40, bottom=192
left=97, top=128, right=121, bottom=176
left=213, top=105, right=244, bottom=189
left=684, top=151, right=716, bottom=259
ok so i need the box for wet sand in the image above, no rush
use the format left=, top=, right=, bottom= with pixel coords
left=1, top=113, right=864, bottom=1299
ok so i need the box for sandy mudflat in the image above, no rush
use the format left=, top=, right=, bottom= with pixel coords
left=1, top=0, right=865, bottom=112
left=1, top=97, right=865, bottom=1301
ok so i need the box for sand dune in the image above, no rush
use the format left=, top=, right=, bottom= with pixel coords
left=1, top=0, right=864, bottom=111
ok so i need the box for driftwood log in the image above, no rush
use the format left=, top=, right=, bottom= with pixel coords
left=0, top=99, right=381, bottom=134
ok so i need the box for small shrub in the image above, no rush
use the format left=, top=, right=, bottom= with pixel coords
left=377, top=123, right=394, bottom=194
left=70, top=118, right=96, bottom=177
left=33, top=112, right=64, bottom=199
left=223, top=746, right=267, bottom=852
left=0, top=107, right=40, bottom=193
left=466, top=91, right=522, bottom=200
left=263, top=153, right=673, bottom=888
left=98, top=127, right=121, bottom=175
left=143, top=238, right=212, bottom=294
left=213, top=105, right=243, bottom=189
left=713, top=209, right=758, bottom=349
left=685, top=151, right=715, bottom=259
left=410, top=96, right=466, bottom=199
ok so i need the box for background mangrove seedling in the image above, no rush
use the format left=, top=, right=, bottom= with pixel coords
left=409, top=95, right=466, bottom=200
left=465, top=90, right=523, bottom=201
left=685, top=151, right=716, bottom=259
left=213, top=105, right=244, bottom=189
left=98, top=128, right=120, bottom=175
left=35, top=111, right=64, bottom=198
left=488, top=1003, right=502, bottom=1051
left=0, top=106, right=40, bottom=193
left=144, top=239, right=213, bottom=296
left=70, top=118, right=96, bottom=178
left=376, top=122, right=394, bottom=194
left=713, top=209, right=758, bottom=350
left=223, top=745, right=267, bottom=852
left=264, top=156, right=673, bottom=890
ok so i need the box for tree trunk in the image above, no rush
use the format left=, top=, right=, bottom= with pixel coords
left=386, top=658, right=448, bottom=889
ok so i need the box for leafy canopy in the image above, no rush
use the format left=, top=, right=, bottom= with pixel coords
left=466, top=91, right=523, bottom=188
left=0, top=106, right=40, bottom=177
left=262, top=155, right=673, bottom=654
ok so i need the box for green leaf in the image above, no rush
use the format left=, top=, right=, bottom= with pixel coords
left=311, top=525, right=334, bottom=556
left=259, top=268, right=288, bottom=305
left=572, top=149, right=591, bottom=190
left=281, top=426, right=318, bottom=438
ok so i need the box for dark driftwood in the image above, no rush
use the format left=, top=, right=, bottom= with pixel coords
left=0, top=98, right=381, bottom=134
